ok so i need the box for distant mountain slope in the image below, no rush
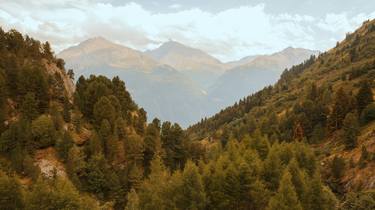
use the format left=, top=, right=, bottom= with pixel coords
left=59, top=37, right=158, bottom=73
left=208, top=47, right=319, bottom=109
left=146, top=40, right=226, bottom=88
left=225, top=55, right=260, bottom=69
left=58, top=38, right=207, bottom=127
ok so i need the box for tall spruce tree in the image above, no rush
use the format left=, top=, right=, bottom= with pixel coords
left=356, top=81, right=373, bottom=114
left=342, top=112, right=359, bottom=149
left=266, top=170, right=303, bottom=210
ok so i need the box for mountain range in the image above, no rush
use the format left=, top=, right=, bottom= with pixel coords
left=59, top=38, right=317, bottom=127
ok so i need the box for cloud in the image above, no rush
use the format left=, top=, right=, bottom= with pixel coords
left=0, top=1, right=374, bottom=61
left=169, top=4, right=182, bottom=10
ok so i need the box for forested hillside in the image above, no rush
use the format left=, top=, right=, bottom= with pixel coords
left=0, top=19, right=374, bottom=210
left=189, top=20, right=375, bottom=208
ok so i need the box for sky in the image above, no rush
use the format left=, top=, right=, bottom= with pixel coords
left=0, top=0, right=374, bottom=61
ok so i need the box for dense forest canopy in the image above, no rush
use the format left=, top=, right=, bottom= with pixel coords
left=0, top=19, right=374, bottom=210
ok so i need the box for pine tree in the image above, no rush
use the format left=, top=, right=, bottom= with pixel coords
left=161, top=122, right=186, bottom=170
left=342, top=112, right=359, bottom=149
left=356, top=81, right=373, bottom=114
left=358, top=146, right=369, bottom=168
left=21, top=92, right=39, bottom=121
left=125, top=189, right=140, bottom=210
left=125, top=134, right=145, bottom=166
left=42, top=41, right=53, bottom=59
left=306, top=172, right=337, bottom=210
left=331, top=156, right=345, bottom=180
left=66, top=146, right=86, bottom=186
left=138, top=156, right=169, bottom=210
left=176, top=161, right=206, bottom=210
left=329, top=88, right=353, bottom=130
left=63, top=98, right=71, bottom=122
left=0, top=172, right=24, bottom=209
left=287, top=159, right=307, bottom=205
left=56, top=131, right=74, bottom=162
left=87, top=132, right=103, bottom=157
left=85, top=154, right=118, bottom=198
left=360, top=103, right=375, bottom=124
left=30, top=115, right=56, bottom=149
left=93, top=96, right=116, bottom=128
left=251, top=129, right=270, bottom=160
left=266, top=171, right=303, bottom=210
left=144, top=119, right=162, bottom=174
left=262, top=145, right=283, bottom=191
left=0, top=75, right=5, bottom=133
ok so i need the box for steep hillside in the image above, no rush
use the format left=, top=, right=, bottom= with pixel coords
left=146, top=40, right=226, bottom=88
left=189, top=20, right=375, bottom=199
left=208, top=47, right=319, bottom=109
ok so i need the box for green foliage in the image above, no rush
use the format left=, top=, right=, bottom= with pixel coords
left=26, top=178, right=99, bottom=210
left=143, top=119, right=162, bottom=174
left=125, top=189, right=140, bottom=210
left=125, top=134, right=145, bottom=166
left=329, top=88, right=354, bottom=131
left=63, top=98, right=71, bottom=122
left=175, top=161, right=206, bottom=210
left=0, top=172, right=24, bottom=209
left=359, top=146, right=369, bottom=168
left=31, top=115, right=56, bottom=149
left=138, top=156, right=170, bottom=210
left=360, top=103, right=375, bottom=124
left=266, top=170, right=303, bottom=210
left=56, top=131, right=74, bottom=162
left=83, top=154, right=120, bottom=198
left=356, top=81, right=373, bottom=114
left=306, top=172, right=337, bottom=210
left=341, top=190, right=375, bottom=210
left=94, top=96, right=117, bottom=128
left=161, top=122, right=187, bottom=170
left=262, top=144, right=283, bottom=191
left=331, top=156, right=346, bottom=180
left=21, top=92, right=39, bottom=121
left=342, top=112, right=359, bottom=149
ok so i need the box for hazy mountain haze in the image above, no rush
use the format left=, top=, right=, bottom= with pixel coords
left=59, top=37, right=317, bottom=127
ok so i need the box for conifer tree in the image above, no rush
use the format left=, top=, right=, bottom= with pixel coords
left=31, top=115, right=56, bottom=148
left=342, top=112, right=359, bottom=149
left=329, top=88, right=352, bottom=130
left=125, top=189, right=140, bottom=210
left=56, top=131, right=74, bottom=162
left=93, top=96, right=116, bottom=128
left=287, top=159, right=307, bottom=205
left=251, top=129, right=270, bottom=160
left=176, top=161, right=206, bottom=210
left=144, top=119, right=162, bottom=174
left=21, top=92, right=39, bottom=121
left=331, top=156, right=345, bottom=180
left=266, top=171, right=303, bottom=210
left=87, top=132, right=103, bottom=157
left=138, top=156, right=169, bottom=210
left=125, top=134, right=145, bottom=166
left=306, top=172, right=337, bottom=210
left=63, top=98, right=71, bottom=123
left=0, top=172, right=24, bottom=209
left=356, top=81, right=373, bottom=114
left=360, top=103, right=375, bottom=124
left=128, top=164, right=143, bottom=190
left=262, top=145, right=283, bottom=191
left=42, top=41, right=53, bottom=59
